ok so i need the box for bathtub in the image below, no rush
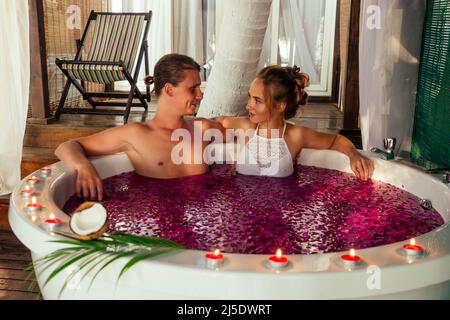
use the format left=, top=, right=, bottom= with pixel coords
left=8, top=147, right=450, bottom=299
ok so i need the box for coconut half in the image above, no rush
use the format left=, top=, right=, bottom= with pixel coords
left=70, top=202, right=109, bottom=240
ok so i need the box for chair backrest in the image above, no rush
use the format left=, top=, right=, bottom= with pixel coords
left=87, top=13, right=147, bottom=71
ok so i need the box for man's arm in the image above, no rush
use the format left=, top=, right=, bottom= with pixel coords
left=55, top=124, right=136, bottom=200
left=213, top=116, right=253, bottom=130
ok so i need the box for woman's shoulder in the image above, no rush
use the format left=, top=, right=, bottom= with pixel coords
left=285, top=122, right=308, bottom=136
left=285, top=122, right=310, bottom=145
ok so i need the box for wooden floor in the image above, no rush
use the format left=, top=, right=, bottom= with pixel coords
left=0, top=102, right=343, bottom=300
left=0, top=230, right=40, bottom=300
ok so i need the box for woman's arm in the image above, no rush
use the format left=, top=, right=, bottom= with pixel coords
left=210, top=116, right=255, bottom=143
left=297, top=127, right=374, bottom=180
left=213, top=116, right=253, bottom=130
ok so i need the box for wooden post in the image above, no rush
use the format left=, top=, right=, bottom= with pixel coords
left=28, top=0, right=55, bottom=124
left=340, top=0, right=362, bottom=149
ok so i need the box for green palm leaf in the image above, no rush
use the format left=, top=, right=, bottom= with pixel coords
left=88, top=251, right=136, bottom=290
left=28, top=232, right=184, bottom=299
left=118, top=248, right=169, bottom=279
left=43, top=248, right=101, bottom=288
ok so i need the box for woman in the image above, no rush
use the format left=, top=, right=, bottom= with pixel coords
left=215, top=65, right=374, bottom=180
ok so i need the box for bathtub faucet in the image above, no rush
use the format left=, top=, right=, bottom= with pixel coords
left=370, top=138, right=396, bottom=160
left=444, top=172, right=450, bottom=186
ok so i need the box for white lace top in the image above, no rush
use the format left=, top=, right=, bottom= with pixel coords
left=236, top=122, right=294, bottom=177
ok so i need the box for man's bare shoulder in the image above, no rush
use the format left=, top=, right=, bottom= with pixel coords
left=73, top=122, right=150, bottom=155
left=122, top=122, right=154, bottom=134
left=106, top=122, right=155, bottom=143
left=186, top=117, right=220, bottom=131
left=221, top=116, right=254, bottom=130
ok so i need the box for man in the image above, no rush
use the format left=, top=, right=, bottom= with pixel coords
left=55, top=54, right=222, bottom=201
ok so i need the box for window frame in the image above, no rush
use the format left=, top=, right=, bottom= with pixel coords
left=113, top=0, right=338, bottom=100
left=269, top=0, right=338, bottom=97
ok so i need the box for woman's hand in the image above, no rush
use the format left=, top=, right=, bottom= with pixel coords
left=349, top=151, right=374, bottom=181
left=75, top=162, right=104, bottom=201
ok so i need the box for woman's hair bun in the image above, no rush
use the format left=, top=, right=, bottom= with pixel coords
left=288, top=65, right=310, bottom=90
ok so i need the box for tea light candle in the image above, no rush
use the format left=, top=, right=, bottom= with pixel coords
left=27, top=176, right=41, bottom=186
left=341, top=249, right=361, bottom=269
left=25, top=197, right=43, bottom=214
left=269, top=249, right=289, bottom=270
left=40, top=167, right=52, bottom=177
left=403, top=238, right=423, bottom=256
left=205, top=249, right=224, bottom=269
left=21, top=186, right=36, bottom=199
left=43, top=213, right=62, bottom=232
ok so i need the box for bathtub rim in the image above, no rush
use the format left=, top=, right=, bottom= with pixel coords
left=8, top=149, right=450, bottom=299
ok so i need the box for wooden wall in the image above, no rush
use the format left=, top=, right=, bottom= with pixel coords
left=339, top=0, right=351, bottom=112
left=41, top=0, right=110, bottom=114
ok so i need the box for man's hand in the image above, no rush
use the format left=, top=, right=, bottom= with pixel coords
left=75, top=162, right=104, bottom=201
left=349, top=152, right=374, bottom=181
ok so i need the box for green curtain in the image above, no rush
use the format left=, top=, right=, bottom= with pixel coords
left=411, top=0, right=450, bottom=169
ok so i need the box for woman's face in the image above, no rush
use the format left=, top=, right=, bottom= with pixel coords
left=246, top=78, right=271, bottom=124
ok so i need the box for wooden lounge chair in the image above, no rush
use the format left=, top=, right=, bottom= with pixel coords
left=55, top=11, right=152, bottom=123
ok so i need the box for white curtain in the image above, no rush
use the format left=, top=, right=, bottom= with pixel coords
left=0, top=0, right=30, bottom=196
left=115, top=0, right=205, bottom=80
left=120, top=0, right=173, bottom=79
left=203, top=0, right=217, bottom=79
left=260, top=0, right=325, bottom=85
left=359, top=0, right=426, bottom=154
left=173, top=0, right=204, bottom=66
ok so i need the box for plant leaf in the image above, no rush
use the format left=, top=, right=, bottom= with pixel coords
left=88, top=251, right=136, bottom=290
left=26, top=232, right=185, bottom=297
left=118, top=248, right=175, bottom=280
left=43, top=248, right=101, bottom=288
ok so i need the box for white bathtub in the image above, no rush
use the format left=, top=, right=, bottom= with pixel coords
left=8, top=147, right=450, bottom=299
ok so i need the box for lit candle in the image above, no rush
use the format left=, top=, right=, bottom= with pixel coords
left=21, top=185, right=36, bottom=199
left=341, top=249, right=361, bottom=269
left=27, top=176, right=41, bottom=186
left=403, top=238, right=423, bottom=256
left=43, top=213, right=62, bottom=232
left=268, top=249, right=289, bottom=270
left=25, top=197, right=43, bottom=214
left=205, top=249, right=224, bottom=269
left=39, top=167, right=52, bottom=177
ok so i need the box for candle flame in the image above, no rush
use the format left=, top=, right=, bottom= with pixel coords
left=350, top=248, right=356, bottom=257
left=31, top=216, right=37, bottom=222
left=410, top=238, right=416, bottom=246
left=25, top=185, right=30, bottom=191
left=214, top=249, right=221, bottom=257
left=31, top=197, right=37, bottom=204
left=276, top=249, right=283, bottom=259
left=49, top=213, right=56, bottom=220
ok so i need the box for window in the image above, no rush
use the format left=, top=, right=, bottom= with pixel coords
left=112, top=0, right=337, bottom=97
